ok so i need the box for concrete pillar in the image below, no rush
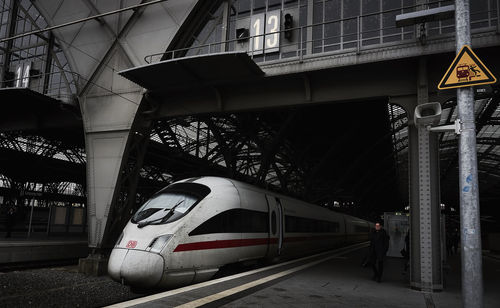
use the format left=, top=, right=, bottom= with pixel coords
left=78, top=76, right=143, bottom=275
left=408, top=57, right=443, bottom=291
left=32, top=0, right=198, bottom=274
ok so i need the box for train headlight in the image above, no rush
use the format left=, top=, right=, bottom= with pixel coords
left=148, top=234, right=173, bottom=253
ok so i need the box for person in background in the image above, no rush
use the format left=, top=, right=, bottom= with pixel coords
left=451, top=228, right=459, bottom=255
left=403, top=231, right=410, bottom=273
left=369, top=222, right=390, bottom=282
left=5, top=201, right=16, bottom=238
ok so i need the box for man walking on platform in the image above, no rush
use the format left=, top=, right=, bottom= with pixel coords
left=369, top=222, right=390, bottom=282
left=4, top=201, right=17, bottom=238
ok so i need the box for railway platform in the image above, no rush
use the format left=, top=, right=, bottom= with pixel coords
left=0, top=234, right=88, bottom=267
left=108, top=243, right=500, bottom=308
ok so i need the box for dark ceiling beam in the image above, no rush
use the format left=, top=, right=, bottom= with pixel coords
left=350, top=149, right=398, bottom=194
left=79, top=0, right=148, bottom=96
left=163, top=0, right=224, bottom=59
left=332, top=128, right=395, bottom=192
left=0, top=147, right=85, bottom=184
left=394, top=135, right=408, bottom=152
left=205, top=118, right=235, bottom=175
left=271, top=161, right=288, bottom=192
left=303, top=121, right=360, bottom=194
left=440, top=137, right=500, bottom=150
left=476, top=97, right=500, bottom=130
left=1, top=0, right=18, bottom=87
left=155, top=120, right=183, bottom=150
left=357, top=165, right=399, bottom=205
left=257, top=111, right=298, bottom=185
left=488, top=118, right=500, bottom=125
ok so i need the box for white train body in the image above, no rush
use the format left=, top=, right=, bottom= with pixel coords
left=108, top=177, right=372, bottom=289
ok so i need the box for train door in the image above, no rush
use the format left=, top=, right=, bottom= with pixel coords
left=276, top=198, right=284, bottom=255
left=266, top=196, right=283, bottom=257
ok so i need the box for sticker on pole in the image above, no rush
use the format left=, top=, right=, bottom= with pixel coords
left=438, top=45, right=496, bottom=90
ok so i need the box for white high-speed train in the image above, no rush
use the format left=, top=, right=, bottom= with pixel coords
left=108, top=176, right=373, bottom=289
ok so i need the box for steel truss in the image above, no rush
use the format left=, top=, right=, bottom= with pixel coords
left=0, top=131, right=85, bottom=204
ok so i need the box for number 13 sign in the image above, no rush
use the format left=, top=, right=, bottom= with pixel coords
left=250, top=10, right=280, bottom=55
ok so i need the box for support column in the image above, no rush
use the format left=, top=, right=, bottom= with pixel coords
left=409, top=57, right=443, bottom=291
left=78, top=90, right=142, bottom=275
left=30, top=0, right=199, bottom=276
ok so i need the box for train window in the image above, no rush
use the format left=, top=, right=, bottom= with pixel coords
left=271, top=211, right=277, bottom=235
left=189, top=208, right=268, bottom=236
left=354, top=225, right=370, bottom=233
left=285, top=215, right=339, bottom=233
left=132, top=183, right=210, bottom=226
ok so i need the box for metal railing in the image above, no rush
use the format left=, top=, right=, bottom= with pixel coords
left=1, top=69, right=79, bottom=104
left=0, top=67, right=139, bottom=108
left=144, top=2, right=499, bottom=65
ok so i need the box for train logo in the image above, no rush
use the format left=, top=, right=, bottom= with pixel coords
left=126, top=240, right=137, bottom=249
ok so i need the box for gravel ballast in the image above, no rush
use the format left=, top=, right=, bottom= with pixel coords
left=0, top=266, right=143, bottom=308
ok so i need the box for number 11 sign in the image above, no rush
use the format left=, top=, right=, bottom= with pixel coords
left=250, top=10, right=280, bottom=55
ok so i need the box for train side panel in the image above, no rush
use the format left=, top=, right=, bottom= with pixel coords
left=343, top=215, right=371, bottom=244
left=166, top=179, right=241, bottom=271
left=274, top=195, right=347, bottom=259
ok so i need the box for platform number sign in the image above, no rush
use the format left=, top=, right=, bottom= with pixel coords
left=250, top=10, right=280, bottom=55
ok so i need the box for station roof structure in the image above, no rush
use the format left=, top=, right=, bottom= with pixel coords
left=0, top=0, right=499, bottom=225
left=0, top=88, right=84, bottom=186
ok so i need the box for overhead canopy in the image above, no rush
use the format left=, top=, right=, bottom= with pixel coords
left=0, top=87, right=83, bottom=147
left=119, top=52, right=265, bottom=91
left=0, top=147, right=85, bottom=184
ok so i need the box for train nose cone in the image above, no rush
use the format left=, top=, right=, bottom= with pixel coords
left=108, top=248, right=164, bottom=288
left=108, top=248, right=127, bottom=282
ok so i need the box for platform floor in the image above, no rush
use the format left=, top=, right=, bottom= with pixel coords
left=0, top=234, right=88, bottom=265
left=109, top=243, right=500, bottom=308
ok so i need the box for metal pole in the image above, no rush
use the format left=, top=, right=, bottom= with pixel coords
left=27, top=198, right=34, bottom=238
left=299, top=26, right=303, bottom=62
left=497, top=0, right=500, bottom=33
left=357, top=16, right=361, bottom=54
left=455, top=1, right=483, bottom=307
left=46, top=205, right=52, bottom=235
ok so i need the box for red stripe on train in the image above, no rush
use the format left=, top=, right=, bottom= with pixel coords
left=173, top=234, right=343, bottom=252
left=173, top=238, right=278, bottom=252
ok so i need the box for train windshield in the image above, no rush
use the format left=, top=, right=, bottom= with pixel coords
left=132, top=182, right=210, bottom=226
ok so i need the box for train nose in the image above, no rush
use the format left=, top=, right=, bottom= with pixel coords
left=108, top=248, right=164, bottom=288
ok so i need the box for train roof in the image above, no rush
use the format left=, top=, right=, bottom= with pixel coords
left=177, top=176, right=372, bottom=224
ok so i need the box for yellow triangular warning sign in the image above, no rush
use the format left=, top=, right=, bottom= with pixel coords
left=438, top=45, right=497, bottom=90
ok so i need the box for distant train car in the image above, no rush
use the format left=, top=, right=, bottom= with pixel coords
left=108, top=177, right=373, bottom=289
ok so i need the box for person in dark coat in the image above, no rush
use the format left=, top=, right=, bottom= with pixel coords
left=4, top=202, right=16, bottom=238
left=403, top=231, right=410, bottom=273
left=369, top=222, right=390, bottom=282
